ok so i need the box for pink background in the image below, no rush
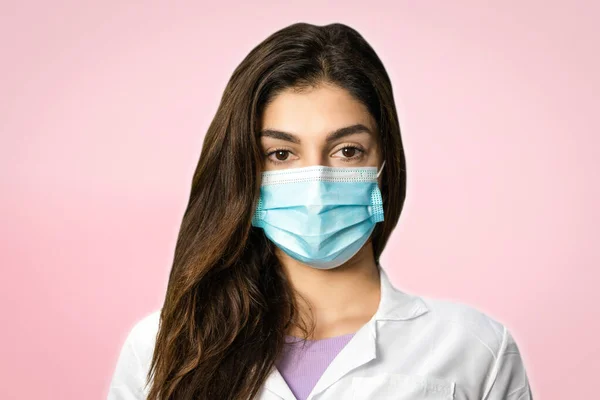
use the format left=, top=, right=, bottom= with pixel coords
left=1, top=1, right=598, bottom=398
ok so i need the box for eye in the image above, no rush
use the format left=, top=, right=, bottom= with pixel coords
left=272, top=150, right=290, bottom=161
left=265, top=148, right=296, bottom=165
left=341, top=147, right=357, bottom=157
left=332, top=145, right=366, bottom=162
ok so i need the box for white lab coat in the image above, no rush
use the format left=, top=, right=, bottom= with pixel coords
left=108, top=264, right=533, bottom=399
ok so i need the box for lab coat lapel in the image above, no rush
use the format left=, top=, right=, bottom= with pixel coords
left=306, top=263, right=430, bottom=400
left=261, top=313, right=377, bottom=400
left=305, top=315, right=377, bottom=400
left=262, top=263, right=430, bottom=400
left=263, top=366, right=297, bottom=400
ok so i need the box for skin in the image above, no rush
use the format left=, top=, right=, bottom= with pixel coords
left=259, top=82, right=384, bottom=340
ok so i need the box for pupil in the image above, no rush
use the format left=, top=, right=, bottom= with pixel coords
left=342, top=148, right=356, bottom=157
left=275, top=150, right=288, bottom=161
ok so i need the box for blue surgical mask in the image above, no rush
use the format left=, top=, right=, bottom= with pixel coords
left=251, top=161, right=385, bottom=269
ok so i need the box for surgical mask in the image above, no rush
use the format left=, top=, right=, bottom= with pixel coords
left=251, top=161, right=385, bottom=269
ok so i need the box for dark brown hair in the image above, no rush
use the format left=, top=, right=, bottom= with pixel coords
left=146, top=22, right=407, bottom=400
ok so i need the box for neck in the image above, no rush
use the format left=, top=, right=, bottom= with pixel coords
left=277, top=242, right=381, bottom=339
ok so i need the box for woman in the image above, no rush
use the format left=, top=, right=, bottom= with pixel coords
left=108, top=22, right=533, bottom=400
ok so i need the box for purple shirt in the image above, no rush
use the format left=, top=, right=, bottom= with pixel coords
left=275, top=332, right=356, bottom=400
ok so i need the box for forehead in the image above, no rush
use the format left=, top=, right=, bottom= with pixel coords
left=260, top=83, right=375, bottom=134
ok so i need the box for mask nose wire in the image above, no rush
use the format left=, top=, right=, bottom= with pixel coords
left=376, top=160, right=386, bottom=178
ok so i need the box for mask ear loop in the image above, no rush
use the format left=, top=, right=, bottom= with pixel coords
left=376, top=160, right=386, bottom=178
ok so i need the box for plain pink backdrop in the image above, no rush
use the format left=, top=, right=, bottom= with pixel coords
left=1, top=0, right=598, bottom=398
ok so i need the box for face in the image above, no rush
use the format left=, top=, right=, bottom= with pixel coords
left=259, top=83, right=382, bottom=172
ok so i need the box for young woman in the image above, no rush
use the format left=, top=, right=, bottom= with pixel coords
left=108, top=23, right=533, bottom=400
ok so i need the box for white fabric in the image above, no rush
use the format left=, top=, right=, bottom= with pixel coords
left=108, top=263, right=533, bottom=399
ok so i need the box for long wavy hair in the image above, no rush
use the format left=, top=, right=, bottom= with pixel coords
left=146, top=22, right=407, bottom=400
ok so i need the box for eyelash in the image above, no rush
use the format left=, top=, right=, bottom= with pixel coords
left=264, top=144, right=366, bottom=165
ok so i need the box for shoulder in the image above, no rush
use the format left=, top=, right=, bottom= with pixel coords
left=125, top=309, right=162, bottom=365
left=418, top=295, right=507, bottom=358
left=417, top=296, right=532, bottom=397
left=108, top=309, right=161, bottom=399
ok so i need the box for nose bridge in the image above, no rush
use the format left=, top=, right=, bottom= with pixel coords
left=301, top=145, right=328, bottom=167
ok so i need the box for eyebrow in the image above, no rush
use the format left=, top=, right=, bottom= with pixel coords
left=259, top=124, right=372, bottom=144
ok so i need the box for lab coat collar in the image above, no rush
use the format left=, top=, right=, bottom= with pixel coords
left=263, top=262, right=430, bottom=400
left=373, top=261, right=430, bottom=322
